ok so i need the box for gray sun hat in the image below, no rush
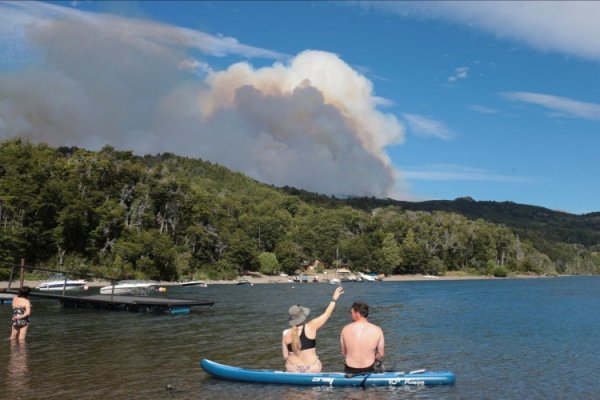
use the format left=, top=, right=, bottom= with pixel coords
left=288, top=304, right=310, bottom=326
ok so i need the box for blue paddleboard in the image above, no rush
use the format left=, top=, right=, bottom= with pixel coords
left=200, top=359, right=455, bottom=387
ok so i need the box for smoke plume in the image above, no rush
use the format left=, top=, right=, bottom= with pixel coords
left=0, top=2, right=405, bottom=197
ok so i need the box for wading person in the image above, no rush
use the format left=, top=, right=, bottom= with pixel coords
left=340, top=301, right=384, bottom=374
left=282, top=286, right=344, bottom=372
left=10, top=287, right=32, bottom=341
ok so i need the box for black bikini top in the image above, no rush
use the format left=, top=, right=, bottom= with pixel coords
left=287, top=324, right=316, bottom=351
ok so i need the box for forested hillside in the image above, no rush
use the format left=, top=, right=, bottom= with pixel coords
left=1, top=139, right=598, bottom=281
left=340, top=196, right=600, bottom=248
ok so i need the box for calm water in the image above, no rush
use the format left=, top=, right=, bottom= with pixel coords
left=1, top=276, right=599, bottom=399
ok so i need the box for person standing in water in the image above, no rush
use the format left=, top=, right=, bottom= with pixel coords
left=282, top=286, right=344, bottom=372
left=10, top=286, right=32, bottom=341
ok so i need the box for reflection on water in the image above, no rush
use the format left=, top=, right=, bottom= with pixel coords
left=7, top=341, right=29, bottom=397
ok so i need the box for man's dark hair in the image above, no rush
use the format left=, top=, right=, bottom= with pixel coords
left=18, top=286, right=30, bottom=298
left=352, top=301, right=369, bottom=317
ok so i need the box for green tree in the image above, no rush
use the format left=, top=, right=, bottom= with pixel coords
left=275, top=239, right=303, bottom=274
left=258, top=252, right=279, bottom=275
left=381, top=232, right=402, bottom=274
left=399, top=229, right=425, bottom=274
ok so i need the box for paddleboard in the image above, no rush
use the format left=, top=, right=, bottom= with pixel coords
left=200, top=359, right=455, bottom=387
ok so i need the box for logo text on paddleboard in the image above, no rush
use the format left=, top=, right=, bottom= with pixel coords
left=312, top=377, right=334, bottom=386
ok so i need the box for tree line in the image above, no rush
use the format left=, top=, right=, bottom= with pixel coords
left=1, top=139, right=598, bottom=281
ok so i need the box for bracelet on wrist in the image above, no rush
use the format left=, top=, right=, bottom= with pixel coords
left=331, top=298, right=337, bottom=302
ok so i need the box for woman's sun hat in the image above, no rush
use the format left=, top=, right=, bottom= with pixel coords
left=288, top=304, right=310, bottom=326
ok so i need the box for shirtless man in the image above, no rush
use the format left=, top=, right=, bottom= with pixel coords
left=340, top=301, right=384, bottom=374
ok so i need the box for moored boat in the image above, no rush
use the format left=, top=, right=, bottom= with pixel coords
left=36, top=279, right=88, bottom=291
left=180, top=280, right=207, bottom=287
left=200, top=359, right=455, bottom=387
left=359, top=272, right=378, bottom=282
left=100, top=280, right=157, bottom=295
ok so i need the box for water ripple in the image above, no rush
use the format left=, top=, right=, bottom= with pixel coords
left=0, top=276, right=598, bottom=399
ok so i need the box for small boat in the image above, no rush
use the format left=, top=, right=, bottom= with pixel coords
left=100, top=280, right=157, bottom=295
left=359, top=272, right=378, bottom=282
left=36, top=279, right=88, bottom=291
left=236, top=279, right=253, bottom=286
left=180, top=280, right=207, bottom=287
left=200, top=359, right=455, bottom=387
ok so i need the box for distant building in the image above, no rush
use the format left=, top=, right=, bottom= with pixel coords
left=300, top=259, right=324, bottom=272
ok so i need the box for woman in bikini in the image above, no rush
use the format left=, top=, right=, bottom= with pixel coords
left=10, top=286, right=32, bottom=341
left=282, top=286, right=344, bottom=373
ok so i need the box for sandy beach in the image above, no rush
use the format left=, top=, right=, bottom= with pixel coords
left=1, top=270, right=551, bottom=290
left=204, top=272, right=546, bottom=285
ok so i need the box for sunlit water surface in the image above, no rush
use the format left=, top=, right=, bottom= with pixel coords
left=1, top=276, right=599, bottom=399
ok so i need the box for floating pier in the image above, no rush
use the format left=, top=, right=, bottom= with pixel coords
left=4, top=290, right=214, bottom=314
left=0, top=293, right=14, bottom=304
left=1, top=261, right=215, bottom=314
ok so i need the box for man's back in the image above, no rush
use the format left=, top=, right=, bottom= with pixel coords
left=341, top=319, right=384, bottom=369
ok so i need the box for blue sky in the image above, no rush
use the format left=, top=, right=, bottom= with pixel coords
left=1, top=1, right=599, bottom=214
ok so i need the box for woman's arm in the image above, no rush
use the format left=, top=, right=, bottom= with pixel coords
left=308, top=287, right=344, bottom=330
left=22, top=301, right=31, bottom=318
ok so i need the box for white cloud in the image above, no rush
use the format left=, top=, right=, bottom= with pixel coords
left=362, top=2, right=600, bottom=62
left=402, top=113, right=453, bottom=140
left=501, top=91, right=600, bottom=120
left=0, top=2, right=406, bottom=198
left=402, top=164, right=532, bottom=183
left=467, top=104, right=499, bottom=114
left=448, top=66, right=469, bottom=82
left=0, top=1, right=287, bottom=62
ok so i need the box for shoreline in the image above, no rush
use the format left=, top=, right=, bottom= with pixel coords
left=1, top=272, right=556, bottom=290
left=200, top=272, right=554, bottom=285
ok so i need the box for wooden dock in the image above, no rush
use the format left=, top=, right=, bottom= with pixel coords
left=1, top=262, right=215, bottom=314
left=2, top=290, right=214, bottom=314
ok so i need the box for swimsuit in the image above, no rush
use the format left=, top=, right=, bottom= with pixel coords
left=12, top=307, right=29, bottom=328
left=344, top=363, right=375, bottom=374
left=286, top=324, right=316, bottom=352
left=285, top=324, right=320, bottom=372
left=285, top=358, right=322, bottom=373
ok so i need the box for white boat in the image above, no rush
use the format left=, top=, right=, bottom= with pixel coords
left=180, top=280, right=207, bottom=287
left=100, top=280, right=157, bottom=295
left=359, top=272, right=378, bottom=282
left=36, top=279, right=88, bottom=291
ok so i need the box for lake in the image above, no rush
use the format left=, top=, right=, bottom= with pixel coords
left=1, top=276, right=599, bottom=399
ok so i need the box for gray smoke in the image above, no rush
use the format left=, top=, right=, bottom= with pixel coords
left=0, top=2, right=406, bottom=198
